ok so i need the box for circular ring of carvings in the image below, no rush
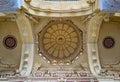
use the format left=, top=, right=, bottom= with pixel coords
left=3, top=35, right=17, bottom=49
left=103, top=36, right=115, bottom=49
left=38, top=20, right=83, bottom=62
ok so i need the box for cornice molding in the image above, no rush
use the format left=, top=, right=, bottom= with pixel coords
left=22, top=0, right=93, bottom=17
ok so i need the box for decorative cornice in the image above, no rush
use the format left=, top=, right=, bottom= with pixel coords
left=22, top=0, right=93, bottom=17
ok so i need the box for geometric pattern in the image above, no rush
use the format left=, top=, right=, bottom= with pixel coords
left=38, top=20, right=83, bottom=62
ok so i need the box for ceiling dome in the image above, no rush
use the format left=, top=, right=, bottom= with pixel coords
left=38, top=20, right=83, bottom=64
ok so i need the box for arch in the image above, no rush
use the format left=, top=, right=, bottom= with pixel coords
left=16, top=14, right=34, bottom=76
left=87, top=13, right=106, bottom=76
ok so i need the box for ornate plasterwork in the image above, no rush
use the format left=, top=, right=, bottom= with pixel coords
left=98, top=17, right=120, bottom=73
left=87, top=13, right=120, bottom=77
left=31, top=68, right=97, bottom=81
left=87, top=13, right=105, bottom=76
left=38, top=20, right=83, bottom=65
left=32, top=18, right=89, bottom=75
left=0, top=18, right=22, bottom=78
left=23, top=0, right=92, bottom=17
left=16, top=14, right=34, bottom=76
left=0, top=57, right=17, bottom=71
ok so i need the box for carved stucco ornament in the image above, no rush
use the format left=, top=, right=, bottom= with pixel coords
left=22, top=0, right=92, bottom=17
left=87, top=13, right=107, bottom=76
left=38, top=20, right=83, bottom=65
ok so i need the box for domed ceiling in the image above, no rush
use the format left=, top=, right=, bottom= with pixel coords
left=38, top=20, right=83, bottom=65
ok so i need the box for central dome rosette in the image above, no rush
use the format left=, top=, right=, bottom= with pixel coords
left=38, top=20, right=83, bottom=64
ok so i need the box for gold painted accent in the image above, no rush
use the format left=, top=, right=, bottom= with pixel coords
left=39, top=20, right=83, bottom=64
left=52, top=60, right=57, bottom=65
left=43, top=23, right=78, bottom=59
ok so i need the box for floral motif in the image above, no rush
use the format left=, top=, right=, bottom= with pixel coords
left=39, top=20, right=83, bottom=62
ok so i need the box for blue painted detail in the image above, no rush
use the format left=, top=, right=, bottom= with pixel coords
left=0, top=0, right=22, bottom=12
left=100, top=0, right=120, bottom=12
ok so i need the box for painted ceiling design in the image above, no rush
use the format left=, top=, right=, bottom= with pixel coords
left=38, top=20, right=83, bottom=64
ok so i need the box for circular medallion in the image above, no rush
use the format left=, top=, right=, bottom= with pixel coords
left=103, top=36, right=115, bottom=48
left=3, top=35, right=17, bottom=49
left=39, top=20, right=83, bottom=62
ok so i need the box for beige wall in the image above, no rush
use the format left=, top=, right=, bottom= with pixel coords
left=98, top=21, right=120, bottom=65
left=0, top=21, right=22, bottom=70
